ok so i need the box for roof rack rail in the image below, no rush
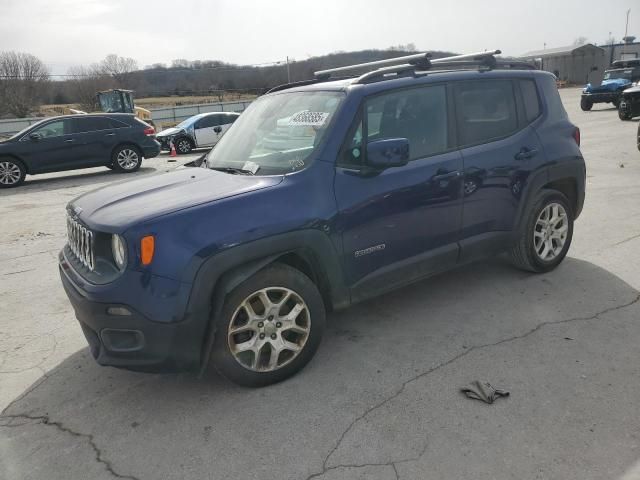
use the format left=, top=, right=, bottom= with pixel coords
left=314, top=52, right=433, bottom=79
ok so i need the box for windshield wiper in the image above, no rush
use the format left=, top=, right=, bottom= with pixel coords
left=210, top=166, right=255, bottom=175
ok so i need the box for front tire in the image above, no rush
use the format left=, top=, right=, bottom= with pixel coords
left=619, top=106, right=632, bottom=121
left=0, top=158, right=26, bottom=188
left=112, top=145, right=142, bottom=173
left=580, top=97, right=593, bottom=111
left=211, top=263, right=326, bottom=387
left=175, top=137, right=193, bottom=154
left=509, top=190, right=574, bottom=273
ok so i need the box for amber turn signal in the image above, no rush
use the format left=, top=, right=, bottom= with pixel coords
left=140, top=235, right=155, bottom=266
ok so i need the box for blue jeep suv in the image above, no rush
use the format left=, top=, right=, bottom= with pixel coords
left=59, top=51, right=585, bottom=386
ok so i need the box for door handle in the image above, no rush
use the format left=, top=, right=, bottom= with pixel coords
left=515, top=147, right=538, bottom=160
left=433, top=170, right=461, bottom=181
left=65, top=139, right=74, bottom=143
left=105, top=133, right=116, bottom=137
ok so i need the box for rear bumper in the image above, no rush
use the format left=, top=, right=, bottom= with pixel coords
left=141, top=140, right=161, bottom=159
left=59, top=250, right=207, bottom=372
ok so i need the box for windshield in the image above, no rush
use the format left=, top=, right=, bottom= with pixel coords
left=206, top=91, right=344, bottom=175
left=4, top=118, right=48, bottom=141
left=604, top=69, right=632, bottom=81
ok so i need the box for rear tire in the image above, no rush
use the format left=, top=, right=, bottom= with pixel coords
left=580, top=97, right=593, bottom=111
left=509, top=190, right=574, bottom=273
left=211, top=263, right=326, bottom=387
left=0, top=158, right=26, bottom=188
left=112, top=145, right=142, bottom=173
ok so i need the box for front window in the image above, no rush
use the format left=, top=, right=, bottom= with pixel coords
left=604, top=69, right=632, bottom=81
left=206, top=91, right=344, bottom=175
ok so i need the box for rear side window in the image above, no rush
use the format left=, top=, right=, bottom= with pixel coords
left=454, top=80, right=518, bottom=146
left=538, top=75, right=568, bottom=121
left=366, top=84, right=448, bottom=161
left=225, top=114, right=239, bottom=125
left=520, top=79, right=541, bottom=123
left=109, top=118, right=129, bottom=129
left=75, top=117, right=113, bottom=133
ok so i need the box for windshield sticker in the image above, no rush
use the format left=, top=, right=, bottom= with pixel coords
left=242, top=161, right=260, bottom=174
left=289, top=158, right=305, bottom=170
left=288, top=110, right=330, bottom=126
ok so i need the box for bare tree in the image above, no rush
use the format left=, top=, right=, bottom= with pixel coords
left=66, top=65, right=114, bottom=111
left=95, top=54, right=138, bottom=85
left=0, top=51, right=49, bottom=117
left=573, top=37, right=588, bottom=46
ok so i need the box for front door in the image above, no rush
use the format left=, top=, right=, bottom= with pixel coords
left=17, top=119, right=76, bottom=173
left=334, top=84, right=464, bottom=301
left=194, top=114, right=221, bottom=147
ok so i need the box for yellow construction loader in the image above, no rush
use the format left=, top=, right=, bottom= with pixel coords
left=96, top=89, right=154, bottom=126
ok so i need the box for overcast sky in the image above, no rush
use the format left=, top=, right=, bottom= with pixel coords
left=1, top=0, right=638, bottom=75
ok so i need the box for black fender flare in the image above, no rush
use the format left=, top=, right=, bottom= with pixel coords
left=512, top=158, right=585, bottom=239
left=182, top=229, right=350, bottom=373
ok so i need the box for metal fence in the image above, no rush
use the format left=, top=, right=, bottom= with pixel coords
left=150, top=100, right=253, bottom=129
left=0, top=99, right=254, bottom=137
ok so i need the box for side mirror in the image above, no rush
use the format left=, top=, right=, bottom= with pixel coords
left=213, top=126, right=222, bottom=134
left=29, top=132, right=42, bottom=141
left=366, top=138, right=409, bottom=169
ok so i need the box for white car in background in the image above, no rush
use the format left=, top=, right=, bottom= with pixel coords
left=156, top=111, right=240, bottom=154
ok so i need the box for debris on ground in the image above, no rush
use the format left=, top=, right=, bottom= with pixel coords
left=461, top=381, right=510, bottom=404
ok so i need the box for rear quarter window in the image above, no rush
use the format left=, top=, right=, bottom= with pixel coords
left=520, top=79, right=542, bottom=123
left=538, top=75, right=568, bottom=121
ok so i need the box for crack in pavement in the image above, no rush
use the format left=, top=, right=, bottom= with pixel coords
left=0, top=414, right=140, bottom=480
left=304, top=293, right=640, bottom=480
left=614, top=232, right=640, bottom=247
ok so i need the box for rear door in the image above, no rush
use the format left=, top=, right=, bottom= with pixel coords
left=455, top=78, right=545, bottom=258
left=65, top=116, right=119, bottom=168
left=16, top=118, right=76, bottom=173
left=335, top=84, right=464, bottom=301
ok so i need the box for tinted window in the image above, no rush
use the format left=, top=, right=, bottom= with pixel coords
left=455, top=80, right=517, bottom=146
left=366, top=85, right=448, bottom=161
left=538, top=75, right=568, bottom=121
left=31, top=120, right=69, bottom=138
left=75, top=117, right=113, bottom=133
left=109, top=118, right=129, bottom=129
left=520, top=79, right=541, bottom=123
left=197, top=115, right=219, bottom=129
left=224, top=114, right=239, bottom=125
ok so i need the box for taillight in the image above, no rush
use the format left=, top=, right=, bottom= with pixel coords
left=573, top=127, right=580, bottom=146
left=143, top=126, right=155, bottom=136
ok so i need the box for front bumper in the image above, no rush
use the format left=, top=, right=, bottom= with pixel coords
left=59, top=250, right=206, bottom=372
left=582, top=91, right=620, bottom=103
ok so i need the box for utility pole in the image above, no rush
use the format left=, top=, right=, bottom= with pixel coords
left=286, top=56, right=291, bottom=83
left=622, top=9, right=631, bottom=58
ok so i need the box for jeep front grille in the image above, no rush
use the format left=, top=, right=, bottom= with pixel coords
left=66, top=215, right=95, bottom=270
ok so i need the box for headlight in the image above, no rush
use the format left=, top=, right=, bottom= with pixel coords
left=111, top=234, right=127, bottom=270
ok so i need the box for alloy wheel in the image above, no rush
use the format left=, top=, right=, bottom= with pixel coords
left=116, top=149, right=139, bottom=170
left=533, top=202, right=568, bottom=261
left=227, top=287, right=311, bottom=372
left=0, top=161, right=21, bottom=185
left=177, top=139, right=191, bottom=153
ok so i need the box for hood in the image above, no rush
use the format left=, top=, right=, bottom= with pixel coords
left=623, top=85, right=640, bottom=95
left=69, top=168, right=283, bottom=232
left=156, top=127, right=184, bottom=138
left=585, top=77, right=631, bottom=93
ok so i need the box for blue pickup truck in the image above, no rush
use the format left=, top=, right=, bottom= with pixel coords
left=581, top=62, right=640, bottom=111
left=59, top=51, right=585, bottom=387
